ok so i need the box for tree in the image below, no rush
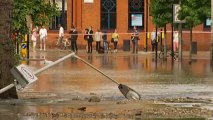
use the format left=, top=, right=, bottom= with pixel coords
left=179, top=0, right=210, bottom=60
left=150, top=0, right=177, bottom=58
left=0, top=0, right=18, bottom=99
left=0, top=0, right=59, bottom=99
left=12, top=0, right=59, bottom=38
left=150, top=0, right=177, bottom=28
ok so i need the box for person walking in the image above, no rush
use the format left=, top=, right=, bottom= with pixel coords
left=69, top=27, right=78, bottom=53
left=31, top=28, right=39, bottom=52
left=131, top=26, right=139, bottom=54
left=87, top=26, right=94, bottom=53
left=56, top=24, right=64, bottom=49
left=39, top=26, right=47, bottom=51
left=111, top=29, right=119, bottom=52
left=94, top=29, right=102, bottom=52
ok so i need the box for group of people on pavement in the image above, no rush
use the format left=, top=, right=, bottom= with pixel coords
left=31, top=24, right=179, bottom=54
left=56, top=24, right=78, bottom=53
left=82, top=26, right=142, bottom=54
left=31, top=26, right=47, bottom=52
left=83, top=26, right=120, bottom=53
left=151, top=28, right=179, bottom=52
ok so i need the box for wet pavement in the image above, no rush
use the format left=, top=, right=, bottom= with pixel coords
left=20, top=50, right=213, bottom=100
left=0, top=49, right=213, bottom=120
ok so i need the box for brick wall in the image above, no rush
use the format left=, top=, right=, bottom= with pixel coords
left=45, top=0, right=211, bottom=51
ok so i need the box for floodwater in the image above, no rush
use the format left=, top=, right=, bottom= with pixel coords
left=21, top=50, right=213, bottom=100
left=0, top=50, right=213, bottom=120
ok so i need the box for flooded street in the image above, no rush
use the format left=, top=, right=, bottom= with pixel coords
left=0, top=50, right=213, bottom=120
left=22, top=51, right=213, bottom=100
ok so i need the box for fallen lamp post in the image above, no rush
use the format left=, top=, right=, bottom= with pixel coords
left=0, top=52, right=141, bottom=100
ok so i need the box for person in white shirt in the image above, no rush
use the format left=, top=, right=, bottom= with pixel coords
left=173, top=31, right=179, bottom=52
left=94, top=29, right=102, bottom=52
left=39, top=26, right=47, bottom=51
left=56, top=24, right=64, bottom=49
left=151, top=28, right=160, bottom=51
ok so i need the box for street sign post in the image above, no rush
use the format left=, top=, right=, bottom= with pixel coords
left=173, top=4, right=185, bottom=23
left=0, top=52, right=75, bottom=94
left=11, top=64, right=38, bottom=88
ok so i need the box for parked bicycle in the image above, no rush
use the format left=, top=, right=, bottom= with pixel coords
left=56, top=37, right=70, bottom=50
left=159, top=48, right=178, bottom=60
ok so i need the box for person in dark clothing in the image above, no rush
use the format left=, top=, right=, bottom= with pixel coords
left=84, top=28, right=89, bottom=52
left=69, top=27, right=78, bottom=53
left=131, top=26, right=139, bottom=54
left=151, top=28, right=160, bottom=52
left=102, top=30, right=108, bottom=51
left=87, top=26, right=93, bottom=53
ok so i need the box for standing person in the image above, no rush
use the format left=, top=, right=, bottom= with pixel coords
left=102, top=30, right=108, bottom=52
left=39, top=26, right=47, bottom=51
left=31, top=28, right=39, bottom=52
left=111, top=29, right=119, bottom=52
left=131, top=26, right=139, bottom=54
left=173, top=31, right=179, bottom=52
left=56, top=24, right=64, bottom=49
left=151, top=28, right=159, bottom=52
left=84, top=28, right=89, bottom=53
left=87, top=26, right=94, bottom=53
left=94, top=29, right=102, bottom=52
left=69, top=27, right=78, bottom=53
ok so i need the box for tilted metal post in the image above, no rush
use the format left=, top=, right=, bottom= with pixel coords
left=0, top=52, right=75, bottom=94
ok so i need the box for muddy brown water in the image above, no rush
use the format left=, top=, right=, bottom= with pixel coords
left=0, top=50, right=213, bottom=119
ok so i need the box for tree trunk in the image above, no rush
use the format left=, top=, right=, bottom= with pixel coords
left=164, top=25, right=167, bottom=58
left=189, top=25, right=193, bottom=63
left=171, top=23, right=174, bottom=60
left=211, top=0, right=213, bottom=63
left=178, top=23, right=182, bottom=61
left=0, top=0, right=18, bottom=99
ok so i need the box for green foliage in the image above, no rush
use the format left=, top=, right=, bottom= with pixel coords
left=179, top=0, right=210, bottom=28
left=150, top=0, right=210, bottom=28
left=12, top=0, right=59, bottom=34
left=150, top=0, right=177, bottom=27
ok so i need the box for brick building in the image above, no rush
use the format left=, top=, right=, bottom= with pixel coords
left=47, top=0, right=211, bottom=51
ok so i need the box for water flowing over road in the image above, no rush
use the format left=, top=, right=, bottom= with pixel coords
left=0, top=50, right=213, bottom=120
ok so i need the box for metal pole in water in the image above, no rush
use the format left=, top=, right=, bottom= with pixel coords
left=0, top=84, right=15, bottom=94
left=74, top=55, right=141, bottom=100
left=0, top=52, right=76, bottom=94
left=34, top=52, right=75, bottom=75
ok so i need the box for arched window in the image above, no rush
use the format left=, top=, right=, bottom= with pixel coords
left=101, top=0, right=116, bottom=29
left=49, top=0, right=67, bottom=30
left=128, top=0, right=144, bottom=30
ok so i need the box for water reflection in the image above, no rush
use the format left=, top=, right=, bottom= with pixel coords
left=130, top=55, right=138, bottom=69
left=101, top=54, right=114, bottom=69
left=18, top=51, right=213, bottom=100
left=3, top=51, right=213, bottom=120
left=70, top=56, right=77, bottom=64
left=211, top=61, right=213, bottom=72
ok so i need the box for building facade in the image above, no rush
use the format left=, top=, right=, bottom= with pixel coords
left=47, top=0, right=211, bottom=51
